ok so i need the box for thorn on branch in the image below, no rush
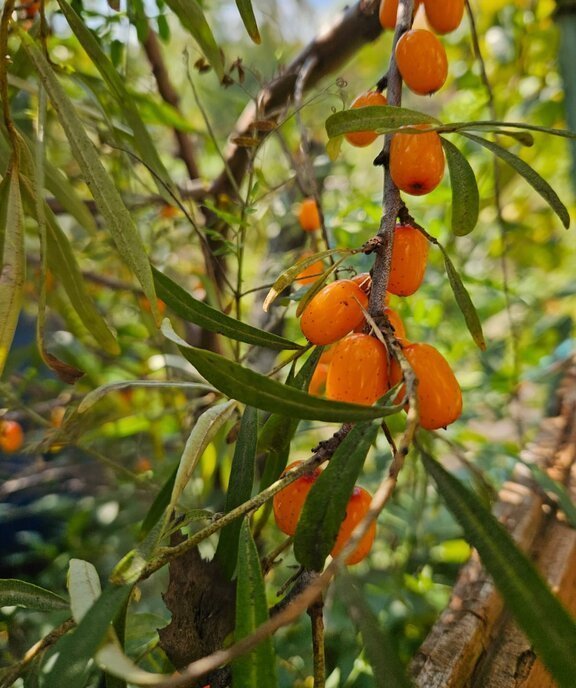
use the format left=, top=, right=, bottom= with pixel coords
left=373, top=150, right=389, bottom=167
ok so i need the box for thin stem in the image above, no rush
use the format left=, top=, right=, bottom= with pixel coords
left=308, top=595, right=326, bottom=688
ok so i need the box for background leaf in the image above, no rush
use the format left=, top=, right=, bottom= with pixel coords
left=421, top=450, right=576, bottom=688
left=154, top=268, right=302, bottom=350
left=294, top=421, right=379, bottom=571
left=162, top=0, right=225, bottom=79
left=441, top=137, right=480, bottom=236
left=0, top=579, right=69, bottom=612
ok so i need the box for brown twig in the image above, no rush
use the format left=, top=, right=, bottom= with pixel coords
left=142, top=24, right=200, bottom=180
left=309, top=593, right=326, bottom=688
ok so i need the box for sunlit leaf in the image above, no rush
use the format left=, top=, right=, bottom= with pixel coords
left=68, top=559, right=102, bottom=623
left=325, top=105, right=440, bottom=139
left=163, top=0, right=224, bottom=79
left=162, top=321, right=401, bottom=423
left=439, top=245, right=486, bottom=350
left=19, top=29, right=160, bottom=323
left=0, top=579, right=69, bottom=612
left=422, top=451, right=576, bottom=688
left=214, top=407, right=258, bottom=578
left=263, top=248, right=349, bottom=312
left=154, top=267, right=301, bottom=350
left=463, top=132, right=570, bottom=229
left=78, top=380, right=214, bottom=414
left=294, top=421, right=379, bottom=571
left=168, top=400, right=237, bottom=520
left=441, top=138, right=479, bottom=236
left=232, top=520, right=278, bottom=687
left=95, top=640, right=167, bottom=685
left=0, top=162, right=25, bottom=377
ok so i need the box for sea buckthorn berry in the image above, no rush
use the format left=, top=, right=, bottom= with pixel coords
left=395, top=29, right=448, bottom=95
left=300, top=280, right=368, bottom=345
left=351, top=272, right=372, bottom=295
left=273, top=461, right=323, bottom=536
left=331, top=486, right=376, bottom=565
left=424, top=0, right=464, bottom=34
left=344, top=91, right=388, bottom=147
left=384, top=307, right=406, bottom=338
left=298, top=198, right=321, bottom=232
left=379, top=0, right=422, bottom=29
left=326, top=333, right=389, bottom=406
left=388, top=224, right=429, bottom=296
left=389, top=127, right=445, bottom=196
left=389, top=342, right=462, bottom=430
left=308, top=363, right=329, bottom=397
left=0, top=420, right=24, bottom=453
left=296, top=256, right=325, bottom=286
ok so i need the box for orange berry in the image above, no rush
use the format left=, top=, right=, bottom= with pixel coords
left=50, top=406, right=66, bottom=429
left=0, top=420, right=24, bottom=453
left=344, top=91, right=388, bottom=147
left=379, top=0, right=422, bottom=29
left=296, top=256, right=325, bottom=286
left=273, top=461, right=323, bottom=536
left=331, top=486, right=376, bottom=565
left=308, top=363, right=329, bottom=397
left=389, top=126, right=445, bottom=195
left=139, top=296, right=166, bottom=315
left=388, top=224, right=429, bottom=296
left=389, top=342, right=462, bottom=430
left=395, top=29, right=448, bottom=95
left=384, top=307, right=406, bottom=338
left=300, top=280, right=369, bottom=346
left=318, top=346, right=336, bottom=365
left=326, top=333, right=389, bottom=406
left=298, top=198, right=321, bottom=232
left=159, top=204, right=180, bottom=219
left=351, top=272, right=372, bottom=295
left=135, top=456, right=153, bottom=473
left=424, top=0, right=464, bottom=34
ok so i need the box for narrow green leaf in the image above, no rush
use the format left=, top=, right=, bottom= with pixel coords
left=466, top=127, right=534, bottom=146
left=168, top=400, right=237, bottom=519
left=325, top=105, right=440, bottom=139
left=68, top=559, right=102, bottom=623
left=56, top=0, right=174, bottom=200
left=336, top=575, right=414, bottom=688
left=326, top=135, right=343, bottom=161
left=263, top=248, right=350, bottom=312
left=441, top=138, right=479, bottom=237
left=446, top=120, right=576, bottom=140
left=463, top=132, right=570, bottom=229
left=78, top=380, right=214, bottom=414
left=19, top=29, right=160, bottom=323
left=163, top=0, right=224, bottom=79
left=153, top=267, right=302, bottom=351
left=42, top=584, right=132, bottom=688
left=214, top=407, right=258, bottom=577
left=44, top=203, right=120, bottom=355
left=0, top=579, right=69, bottom=612
left=236, top=0, right=261, bottom=43
left=0, top=174, right=11, bottom=261
left=439, top=245, right=486, bottom=350
left=0, top=164, right=25, bottom=377
left=421, top=451, right=576, bottom=688
left=139, top=469, right=177, bottom=539
left=294, top=422, right=379, bottom=571
left=162, top=322, right=401, bottom=423
left=232, top=520, right=278, bottom=688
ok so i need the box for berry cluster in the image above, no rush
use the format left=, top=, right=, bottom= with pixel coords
left=274, top=0, right=466, bottom=564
